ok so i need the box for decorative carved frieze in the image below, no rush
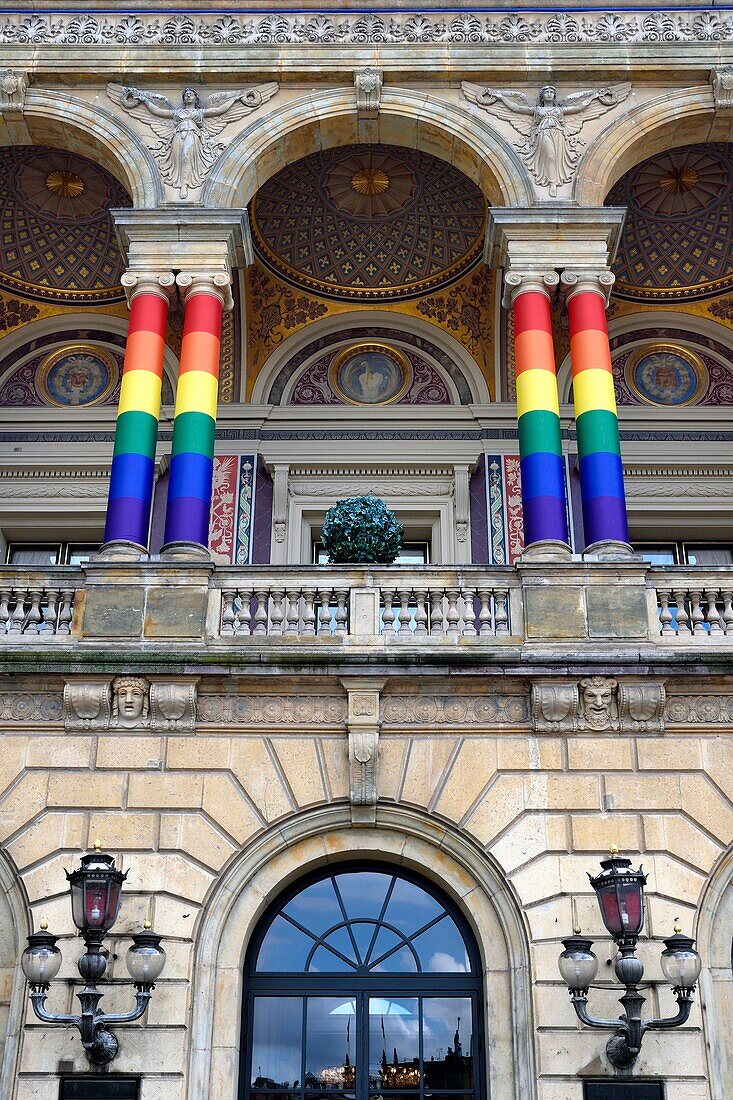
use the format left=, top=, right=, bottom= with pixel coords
left=5, top=12, right=733, bottom=45
left=382, top=694, right=529, bottom=726
left=532, top=678, right=665, bottom=733
left=710, top=66, right=733, bottom=110
left=197, top=694, right=347, bottom=726
left=0, top=692, right=63, bottom=723
left=64, top=677, right=197, bottom=732
left=107, top=82, right=279, bottom=198
left=355, top=67, right=382, bottom=117
left=665, top=695, right=733, bottom=725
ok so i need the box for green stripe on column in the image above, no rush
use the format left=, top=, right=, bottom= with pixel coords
left=576, top=408, right=622, bottom=458
left=170, top=410, right=217, bottom=458
left=112, top=410, right=159, bottom=459
left=518, top=408, right=564, bottom=458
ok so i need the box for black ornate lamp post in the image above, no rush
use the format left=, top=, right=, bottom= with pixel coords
left=558, top=846, right=702, bottom=1070
left=21, top=842, right=166, bottom=1065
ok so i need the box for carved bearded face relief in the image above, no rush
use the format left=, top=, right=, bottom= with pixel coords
left=112, top=675, right=150, bottom=728
left=579, top=676, right=618, bottom=729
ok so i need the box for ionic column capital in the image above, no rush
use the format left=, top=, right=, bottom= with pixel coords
left=560, top=269, right=615, bottom=305
left=120, top=269, right=175, bottom=306
left=175, top=270, right=233, bottom=311
left=503, top=269, right=559, bottom=308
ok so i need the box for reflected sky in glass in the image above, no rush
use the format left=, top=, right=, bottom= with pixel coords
left=251, top=996, right=302, bottom=1088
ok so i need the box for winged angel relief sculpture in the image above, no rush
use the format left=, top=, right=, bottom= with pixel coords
left=107, top=83, right=279, bottom=198
left=461, top=82, right=631, bottom=196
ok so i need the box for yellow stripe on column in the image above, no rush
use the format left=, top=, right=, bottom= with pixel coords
left=173, top=369, right=218, bottom=419
left=118, top=368, right=163, bottom=418
left=516, top=367, right=561, bottom=419
left=572, top=367, right=618, bottom=418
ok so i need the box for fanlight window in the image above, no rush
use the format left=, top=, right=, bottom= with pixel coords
left=242, top=865, right=483, bottom=1100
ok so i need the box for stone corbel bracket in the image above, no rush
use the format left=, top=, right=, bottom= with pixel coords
left=355, top=67, right=382, bottom=118
left=531, top=678, right=665, bottom=734
left=149, top=680, right=198, bottom=733
left=341, top=677, right=386, bottom=823
left=63, top=678, right=112, bottom=732
left=0, top=69, right=30, bottom=142
left=710, top=66, right=733, bottom=111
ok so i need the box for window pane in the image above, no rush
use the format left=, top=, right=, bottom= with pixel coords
left=8, top=545, right=59, bottom=565
left=305, top=997, right=357, bottom=1095
left=284, top=877, right=344, bottom=936
left=335, top=871, right=392, bottom=920
left=637, top=546, right=676, bottom=565
left=369, top=997, right=419, bottom=1092
left=256, top=915, right=316, bottom=972
left=68, top=545, right=98, bottom=565
left=412, top=916, right=470, bottom=973
left=423, top=999, right=474, bottom=1092
left=371, top=945, right=418, bottom=973
left=686, top=546, right=733, bottom=565
left=382, top=878, right=443, bottom=936
left=251, top=997, right=302, bottom=1091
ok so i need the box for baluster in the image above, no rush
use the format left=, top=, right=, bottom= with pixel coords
left=285, top=588, right=301, bottom=637
left=477, top=588, right=492, bottom=637
left=220, top=589, right=237, bottom=635
left=8, top=588, right=27, bottom=635
left=335, top=588, right=348, bottom=635
left=398, top=588, right=411, bottom=635
left=690, top=590, right=705, bottom=636
left=672, top=588, right=690, bottom=635
left=234, top=588, right=253, bottom=635
left=25, top=587, right=42, bottom=635
left=413, top=589, right=428, bottom=637
left=494, top=589, right=510, bottom=636
left=57, top=588, right=74, bottom=635
left=429, top=588, right=444, bottom=636
left=301, top=588, right=316, bottom=637
left=253, top=589, right=269, bottom=636
left=318, top=588, right=333, bottom=636
left=269, top=588, right=285, bottom=636
left=462, top=587, right=477, bottom=637
left=0, top=588, right=10, bottom=634
left=382, top=589, right=395, bottom=636
left=658, top=589, right=674, bottom=636
left=705, top=587, right=723, bottom=634
left=446, top=589, right=460, bottom=637
left=40, top=588, right=59, bottom=635
left=723, top=589, right=733, bottom=636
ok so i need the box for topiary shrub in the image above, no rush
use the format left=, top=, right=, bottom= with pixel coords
left=321, top=495, right=403, bottom=564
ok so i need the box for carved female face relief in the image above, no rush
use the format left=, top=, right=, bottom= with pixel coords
left=111, top=676, right=150, bottom=728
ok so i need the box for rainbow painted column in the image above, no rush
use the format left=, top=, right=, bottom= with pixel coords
left=562, top=271, right=630, bottom=552
left=103, top=274, right=174, bottom=551
left=506, top=270, right=570, bottom=551
left=163, top=273, right=228, bottom=551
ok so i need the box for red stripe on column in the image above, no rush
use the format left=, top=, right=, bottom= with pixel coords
left=182, top=292, right=223, bottom=338
left=127, top=293, right=169, bottom=337
left=513, top=291, right=553, bottom=337
left=567, top=291, right=607, bottom=338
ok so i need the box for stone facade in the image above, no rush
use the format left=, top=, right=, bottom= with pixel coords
left=1, top=7, right=733, bottom=1100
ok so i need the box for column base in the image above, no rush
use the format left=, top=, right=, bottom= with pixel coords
left=520, top=539, right=573, bottom=563
left=160, top=540, right=212, bottom=563
left=96, top=540, right=148, bottom=562
left=583, top=539, right=637, bottom=562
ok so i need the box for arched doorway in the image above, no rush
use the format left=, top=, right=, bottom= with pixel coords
left=240, top=863, right=484, bottom=1100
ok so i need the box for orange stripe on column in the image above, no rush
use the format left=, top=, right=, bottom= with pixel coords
left=515, top=328, right=556, bottom=376
left=177, top=330, right=221, bottom=376
left=569, top=327, right=613, bottom=375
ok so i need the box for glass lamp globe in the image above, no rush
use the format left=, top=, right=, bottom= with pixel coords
left=126, top=926, right=166, bottom=985
left=66, top=845, right=127, bottom=934
left=558, top=934, right=598, bottom=990
left=661, top=926, right=702, bottom=990
left=589, top=849, right=647, bottom=941
left=22, top=928, right=62, bottom=985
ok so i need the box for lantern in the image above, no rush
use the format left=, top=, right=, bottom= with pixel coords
left=558, top=933, right=598, bottom=991
left=66, top=846, right=127, bottom=934
left=588, top=848, right=647, bottom=943
left=660, top=924, right=702, bottom=991
left=21, top=927, right=62, bottom=986
left=126, top=926, right=167, bottom=986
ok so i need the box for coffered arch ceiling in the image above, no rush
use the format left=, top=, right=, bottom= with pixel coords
left=607, top=141, right=733, bottom=303
left=250, top=142, right=486, bottom=303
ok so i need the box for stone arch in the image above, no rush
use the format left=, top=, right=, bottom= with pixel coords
left=203, top=87, right=532, bottom=210
left=11, top=88, right=162, bottom=207
left=186, top=804, right=535, bottom=1100
left=695, top=846, right=733, bottom=1099
left=250, top=310, right=492, bottom=405
left=0, top=848, right=30, bottom=1099
left=575, top=86, right=717, bottom=206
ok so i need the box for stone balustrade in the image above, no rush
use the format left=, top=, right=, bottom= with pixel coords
left=0, top=569, right=81, bottom=637
left=651, top=567, right=733, bottom=638
left=2, top=561, right=733, bottom=647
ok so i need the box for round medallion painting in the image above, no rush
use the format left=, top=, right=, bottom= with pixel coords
left=37, top=344, right=117, bottom=407
left=330, top=343, right=411, bottom=405
left=624, top=343, right=707, bottom=407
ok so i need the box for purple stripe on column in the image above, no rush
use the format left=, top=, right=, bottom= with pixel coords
left=523, top=495, right=570, bottom=547
left=582, top=495, right=630, bottom=548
